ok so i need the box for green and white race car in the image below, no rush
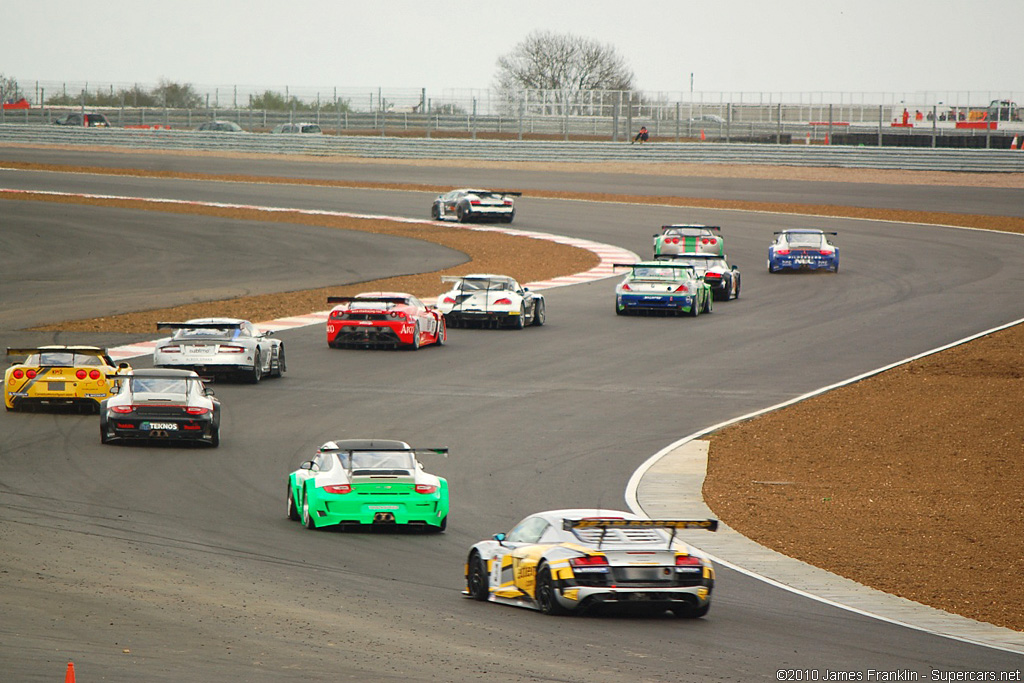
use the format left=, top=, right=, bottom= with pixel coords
left=653, top=224, right=724, bottom=257
left=287, top=439, right=449, bottom=532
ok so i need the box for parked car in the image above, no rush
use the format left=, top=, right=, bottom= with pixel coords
left=196, top=120, right=243, bottom=132
left=53, top=112, right=110, bottom=127
left=270, top=122, right=322, bottom=134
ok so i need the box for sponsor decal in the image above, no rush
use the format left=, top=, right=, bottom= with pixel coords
left=367, top=505, right=400, bottom=511
left=141, top=422, right=178, bottom=430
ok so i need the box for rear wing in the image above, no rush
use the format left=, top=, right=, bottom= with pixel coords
left=327, top=296, right=409, bottom=306
left=320, top=446, right=449, bottom=458
left=481, top=190, right=522, bottom=197
left=774, top=231, right=837, bottom=235
left=614, top=262, right=698, bottom=272
left=7, top=345, right=107, bottom=356
left=156, top=321, right=244, bottom=331
left=441, top=276, right=513, bottom=289
left=565, top=518, right=718, bottom=550
left=659, top=224, right=721, bottom=232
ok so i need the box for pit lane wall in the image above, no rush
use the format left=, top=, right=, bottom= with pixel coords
left=3, top=125, right=1024, bottom=172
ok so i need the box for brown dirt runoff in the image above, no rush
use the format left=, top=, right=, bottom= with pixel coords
left=4, top=153, right=1023, bottom=632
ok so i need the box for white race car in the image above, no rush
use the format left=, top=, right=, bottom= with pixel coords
left=430, top=189, right=520, bottom=223
left=153, top=318, right=285, bottom=383
left=435, top=274, right=545, bottom=328
left=464, top=509, right=718, bottom=617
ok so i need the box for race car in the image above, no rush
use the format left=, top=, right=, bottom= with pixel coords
left=768, top=229, right=840, bottom=272
left=430, top=189, right=521, bottom=223
left=653, top=225, right=724, bottom=257
left=287, top=439, right=449, bottom=532
left=656, top=253, right=741, bottom=301
left=5, top=346, right=131, bottom=413
left=100, top=369, right=221, bottom=447
left=614, top=262, right=713, bottom=316
left=326, top=292, right=446, bottom=349
left=435, top=274, right=545, bottom=329
left=463, top=509, right=717, bottom=617
left=153, top=318, right=285, bottom=383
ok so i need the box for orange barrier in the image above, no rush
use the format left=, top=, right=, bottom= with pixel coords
left=2, top=98, right=30, bottom=110
left=808, top=121, right=850, bottom=126
left=956, top=121, right=997, bottom=130
left=123, top=124, right=172, bottom=130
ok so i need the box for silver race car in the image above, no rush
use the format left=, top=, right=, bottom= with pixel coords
left=435, top=274, right=545, bottom=328
left=153, top=318, right=285, bottom=383
left=430, top=189, right=521, bottom=223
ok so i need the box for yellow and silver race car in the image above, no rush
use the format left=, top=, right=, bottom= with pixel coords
left=463, top=509, right=717, bottom=617
left=4, top=346, right=131, bottom=413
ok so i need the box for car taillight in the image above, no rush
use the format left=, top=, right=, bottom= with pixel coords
left=676, top=555, right=702, bottom=566
left=415, top=484, right=438, bottom=494
left=494, top=297, right=512, bottom=305
left=76, top=369, right=88, bottom=379
left=470, top=200, right=481, bottom=205
left=621, top=283, right=632, bottom=291
left=569, top=555, right=610, bottom=568
left=701, top=238, right=709, bottom=244
left=674, top=285, right=689, bottom=293
left=443, top=296, right=456, bottom=304
left=12, top=369, right=24, bottom=379
left=110, top=405, right=134, bottom=414
left=89, top=370, right=101, bottom=380
left=390, top=311, right=406, bottom=319
left=323, top=484, right=352, bottom=494
left=184, top=407, right=209, bottom=415
left=708, top=238, right=717, bottom=245
left=160, top=345, right=181, bottom=353
left=819, top=249, right=833, bottom=255
left=704, top=273, right=721, bottom=279
left=26, top=370, right=37, bottom=379
left=219, top=345, right=245, bottom=353
left=503, top=200, right=513, bottom=206
left=669, top=237, right=679, bottom=244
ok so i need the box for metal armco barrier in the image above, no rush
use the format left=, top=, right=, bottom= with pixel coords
left=2, top=125, right=1024, bottom=173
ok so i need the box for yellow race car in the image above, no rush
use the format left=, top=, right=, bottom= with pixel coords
left=5, top=346, right=131, bottom=413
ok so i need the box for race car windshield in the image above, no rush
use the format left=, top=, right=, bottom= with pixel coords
left=784, top=233, right=825, bottom=247
left=27, top=352, right=104, bottom=367
left=341, top=451, right=417, bottom=470
left=130, top=377, right=190, bottom=394
left=173, top=328, right=239, bottom=339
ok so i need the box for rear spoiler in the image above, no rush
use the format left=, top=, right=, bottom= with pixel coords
left=7, top=346, right=108, bottom=356
left=441, top=276, right=511, bottom=287
left=565, top=518, right=718, bottom=550
left=565, top=519, right=718, bottom=532
left=321, top=446, right=449, bottom=458
left=327, top=297, right=409, bottom=306
left=774, top=231, right=837, bottom=235
left=485, top=190, right=522, bottom=197
left=614, top=262, right=697, bottom=270
left=156, top=321, right=244, bottom=331
left=660, top=225, right=721, bottom=231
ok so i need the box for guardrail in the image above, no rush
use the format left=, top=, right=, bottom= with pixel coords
left=2, top=125, right=1024, bottom=172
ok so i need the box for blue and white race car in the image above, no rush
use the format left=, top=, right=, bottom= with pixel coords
left=768, top=229, right=839, bottom=273
left=614, top=262, right=712, bottom=316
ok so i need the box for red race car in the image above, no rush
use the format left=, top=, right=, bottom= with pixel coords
left=326, top=292, right=447, bottom=350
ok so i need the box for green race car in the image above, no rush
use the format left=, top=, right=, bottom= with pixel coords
left=653, top=224, right=724, bottom=257
left=287, top=439, right=449, bottom=532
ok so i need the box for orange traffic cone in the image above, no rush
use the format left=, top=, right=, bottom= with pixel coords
left=824, top=133, right=830, bottom=145
left=1012, top=135, right=1019, bottom=150
left=700, top=129, right=705, bottom=141
left=65, top=661, right=76, bottom=683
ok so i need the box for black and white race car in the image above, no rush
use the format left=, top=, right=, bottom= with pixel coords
left=656, top=253, right=741, bottom=301
left=430, top=189, right=520, bottom=223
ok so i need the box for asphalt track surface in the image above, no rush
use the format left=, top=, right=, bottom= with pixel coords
left=2, top=149, right=1023, bottom=682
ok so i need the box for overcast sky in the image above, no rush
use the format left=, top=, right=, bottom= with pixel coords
left=3, top=0, right=1020, bottom=99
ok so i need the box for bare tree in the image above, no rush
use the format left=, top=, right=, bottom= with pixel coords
left=495, top=32, right=635, bottom=115
left=1, top=73, right=24, bottom=104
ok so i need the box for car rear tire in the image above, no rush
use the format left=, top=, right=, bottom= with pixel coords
left=436, top=318, right=447, bottom=346
left=514, top=304, right=526, bottom=329
left=467, top=551, right=489, bottom=601
left=248, top=350, right=263, bottom=383
left=287, top=485, right=300, bottom=521
left=100, top=419, right=110, bottom=444
left=689, top=297, right=701, bottom=317
left=209, top=426, right=220, bottom=448
left=302, top=490, right=317, bottom=530
left=431, top=203, right=441, bottom=220
left=410, top=323, right=422, bottom=350
left=272, top=345, right=286, bottom=377
left=734, top=276, right=741, bottom=299
left=532, top=300, right=546, bottom=326
left=456, top=203, right=470, bottom=223
left=536, top=564, right=567, bottom=615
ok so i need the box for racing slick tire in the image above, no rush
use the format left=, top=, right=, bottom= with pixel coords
left=431, top=203, right=441, bottom=220
left=100, top=418, right=111, bottom=444
left=615, top=301, right=626, bottom=316
left=734, top=276, right=741, bottom=299
left=209, top=426, right=220, bottom=448
left=467, top=551, right=489, bottom=601
left=532, top=299, right=546, bottom=326
left=287, top=485, right=300, bottom=521
left=704, top=294, right=713, bottom=314
left=689, top=297, right=701, bottom=317
left=302, top=488, right=318, bottom=530
left=436, top=319, right=447, bottom=346
left=248, top=349, right=263, bottom=383
left=536, top=564, right=568, bottom=615
left=456, top=202, right=470, bottom=223
left=513, top=304, right=526, bottom=329
left=271, top=345, right=286, bottom=377
left=501, top=211, right=515, bottom=224
left=410, top=323, right=422, bottom=350
left=672, top=602, right=710, bottom=619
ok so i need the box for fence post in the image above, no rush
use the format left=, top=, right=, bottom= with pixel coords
left=626, top=91, right=633, bottom=142
left=518, top=90, right=524, bottom=141
left=828, top=103, right=833, bottom=145
left=777, top=102, right=782, bottom=144
left=676, top=101, right=680, bottom=142
left=877, top=105, right=883, bottom=147
left=931, top=104, right=937, bottom=148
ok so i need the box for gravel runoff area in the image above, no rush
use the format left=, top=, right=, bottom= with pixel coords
left=3, top=153, right=1023, bottom=633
